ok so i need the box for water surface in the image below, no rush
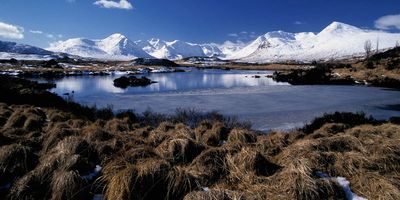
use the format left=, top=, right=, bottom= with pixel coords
left=44, top=68, right=400, bottom=131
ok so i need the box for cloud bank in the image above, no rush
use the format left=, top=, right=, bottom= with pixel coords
left=0, top=21, right=24, bottom=39
left=94, top=0, right=133, bottom=10
left=375, top=14, right=400, bottom=30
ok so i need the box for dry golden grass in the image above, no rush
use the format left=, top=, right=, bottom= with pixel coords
left=183, top=189, right=244, bottom=200
left=0, top=144, right=36, bottom=184
left=227, top=128, right=257, bottom=144
left=0, top=102, right=399, bottom=200
left=50, top=170, right=87, bottom=200
left=156, top=138, right=205, bottom=164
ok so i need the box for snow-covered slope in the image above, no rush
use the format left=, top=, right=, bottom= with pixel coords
left=46, top=22, right=400, bottom=62
left=0, top=40, right=51, bottom=55
left=217, top=41, right=247, bottom=57
left=48, top=34, right=152, bottom=60
left=0, top=40, right=72, bottom=60
left=231, top=22, right=400, bottom=63
left=138, top=39, right=216, bottom=60
left=97, top=34, right=150, bottom=58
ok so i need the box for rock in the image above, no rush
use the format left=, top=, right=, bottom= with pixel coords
left=113, top=76, right=156, bottom=88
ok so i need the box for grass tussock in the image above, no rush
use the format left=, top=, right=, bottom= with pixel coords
left=50, top=170, right=88, bottom=200
left=0, top=144, right=37, bottom=185
left=1, top=102, right=398, bottom=200
left=0, top=76, right=398, bottom=200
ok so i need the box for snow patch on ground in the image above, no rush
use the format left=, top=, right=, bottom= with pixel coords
left=336, top=177, right=367, bottom=200
left=93, top=194, right=103, bottom=200
left=82, top=165, right=102, bottom=181
left=315, top=171, right=367, bottom=200
left=0, top=183, right=11, bottom=190
left=0, top=52, right=55, bottom=60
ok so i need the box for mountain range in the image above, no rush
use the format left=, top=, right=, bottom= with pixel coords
left=1, top=22, right=400, bottom=63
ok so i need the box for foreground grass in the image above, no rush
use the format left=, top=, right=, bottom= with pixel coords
left=0, top=76, right=399, bottom=200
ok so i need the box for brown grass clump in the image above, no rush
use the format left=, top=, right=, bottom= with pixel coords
left=50, top=170, right=89, bottom=200
left=42, top=122, right=78, bottom=153
left=32, top=136, right=95, bottom=184
left=123, top=146, right=160, bottom=163
left=104, top=118, right=131, bottom=134
left=366, top=141, right=400, bottom=173
left=34, top=152, right=86, bottom=183
left=82, top=123, right=113, bottom=142
left=0, top=103, right=13, bottom=127
left=45, top=109, right=74, bottom=122
left=277, top=137, right=368, bottom=178
left=1, top=95, right=399, bottom=200
left=174, top=123, right=196, bottom=139
left=183, top=189, right=244, bottom=200
left=227, top=147, right=281, bottom=178
left=102, top=160, right=137, bottom=200
left=129, top=126, right=152, bottom=138
left=67, top=119, right=88, bottom=129
left=51, top=136, right=95, bottom=172
left=350, top=172, right=400, bottom=200
left=306, top=123, right=347, bottom=139
left=157, top=121, right=176, bottom=132
left=195, top=122, right=230, bottom=146
left=3, top=107, right=46, bottom=131
left=312, top=135, right=365, bottom=153
left=146, top=122, right=177, bottom=147
left=276, top=158, right=346, bottom=200
left=227, top=128, right=257, bottom=144
left=102, top=158, right=171, bottom=200
left=92, top=139, right=123, bottom=164
left=8, top=172, right=43, bottom=200
left=166, top=166, right=199, bottom=199
left=189, top=148, right=228, bottom=186
left=0, top=144, right=37, bottom=184
left=347, top=123, right=400, bottom=141
left=53, top=136, right=91, bottom=156
left=256, top=131, right=296, bottom=158
left=156, top=138, right=205, bottom=164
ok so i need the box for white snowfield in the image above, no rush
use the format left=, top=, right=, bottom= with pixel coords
left=47, top=33, right=151, bottom=60
left=2, top=21, right=396, bottom=63
left=230, top=22, right=400, bottom=63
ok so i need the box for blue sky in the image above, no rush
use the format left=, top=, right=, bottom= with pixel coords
left=0, top=0, right=399, bottom=48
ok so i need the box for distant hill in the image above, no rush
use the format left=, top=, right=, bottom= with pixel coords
left=0, top=40, right=51, bottom=55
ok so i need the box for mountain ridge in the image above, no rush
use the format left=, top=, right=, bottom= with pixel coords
left=1, top=21, right=399, bottom=62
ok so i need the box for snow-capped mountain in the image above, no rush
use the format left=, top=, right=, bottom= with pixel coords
left=49, top=35, right=225, bottom=60
left=0, top=40, right=72, bottom=60
left=217, top=41, right=247, bottom=57
left=44, top=22, right=400, bottom=62
left=137, top=39, right=217, bottom=60
left=0, top=40, right=51, bottom=55
left=230, top=22, right=400, bottom=62
left=47, top=34, right=152, bottom=60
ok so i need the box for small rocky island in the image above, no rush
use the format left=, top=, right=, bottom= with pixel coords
left=113, top=76, right=156, bottom=88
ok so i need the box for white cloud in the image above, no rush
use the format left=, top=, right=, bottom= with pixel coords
left=228, top=33, right=238, bottom=37
left=294, top=21, right=304, bottom=25
left=0, top=21, right=24, bottom=39
left=30, top=30, right=43, bottom=34
left=29, top=29, right=62, bottom=40
left=375, top=14, right=400, bottom=30
left=94, top=0, right=133, bottom=10
left=228, top=31, right=258, bottom=42
left=46, top=34, right=55, bottom=39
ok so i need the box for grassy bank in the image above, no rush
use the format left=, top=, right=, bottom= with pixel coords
left=268, top=47, right=400, bottom=89
left=0, top=76, right=399, bottom=200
